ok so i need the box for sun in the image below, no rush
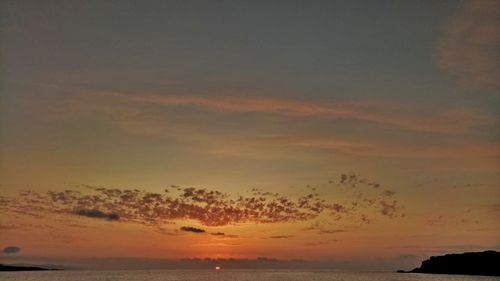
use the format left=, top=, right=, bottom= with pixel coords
left=215, top=266, right=221, bottom=271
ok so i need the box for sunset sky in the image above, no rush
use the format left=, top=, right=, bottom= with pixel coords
left=0, top=0, right=499, bottom=270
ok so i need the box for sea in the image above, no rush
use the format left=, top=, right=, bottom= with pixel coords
left=1, top=270, right=500, bottom=281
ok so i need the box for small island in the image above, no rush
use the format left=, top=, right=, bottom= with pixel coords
left=0, top=264, right=56, bottom=272
left=403, top=250, right=500, bottom=276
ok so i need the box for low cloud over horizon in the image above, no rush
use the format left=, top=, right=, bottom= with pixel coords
left=2, top=246, right=21, bottom=254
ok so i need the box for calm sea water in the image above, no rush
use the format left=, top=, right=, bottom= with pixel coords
left=1, top=270, right=500, bottom=281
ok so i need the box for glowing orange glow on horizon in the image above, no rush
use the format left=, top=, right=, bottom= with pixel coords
left=0, top=0, right=499, bottom=272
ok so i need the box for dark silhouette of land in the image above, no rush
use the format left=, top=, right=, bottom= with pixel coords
left=0, top=264, right=58, bottom=271
left=402, top=251, right=500, bottom=276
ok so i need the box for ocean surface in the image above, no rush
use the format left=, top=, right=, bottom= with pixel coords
left=1, top=270, right=500, bottom=281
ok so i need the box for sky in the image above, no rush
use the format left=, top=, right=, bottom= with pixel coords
left=0, top=0, right=499, bottom=270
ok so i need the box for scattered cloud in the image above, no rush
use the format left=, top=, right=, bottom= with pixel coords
left=436, top=0, right=500, bottom=90
left=379, top=200, right=400, bottom=218
left=4, top=187, right=332, bottom=227
left=426, top=211, right=484, bottom=227
left=339, top=172, right=381, bottom=188
left=180, top=226, right=206, bottom=233
left=2, top=173, right=403, bottom=230
left=2, top=246, right=21, bottom=254
left=336, top=173, right=402, bottom=218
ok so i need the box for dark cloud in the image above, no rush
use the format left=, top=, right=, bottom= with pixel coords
left=318, top=229, right=345, bottom=234
left=265, top=235, right=294, bottom=239
left=360, top=214, right=371, bottom=224
left=156, top=227, right=180, bottom=236
left=304, top=241, right=330, bottom=246
left=74, top=209, right=119, bottom=221
left=210, top=232, right=239, bottom=238
left=2, top=246, right=21, bottom=254
left=180, top=226, right=205, bottom=233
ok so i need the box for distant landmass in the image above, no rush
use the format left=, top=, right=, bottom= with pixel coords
left=404, top=250, right=500, bottom=276
left=0, top=264, right=58, bottom=271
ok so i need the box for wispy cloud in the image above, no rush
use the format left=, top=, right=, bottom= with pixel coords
left=304, top=241, right=332, bottom=247
left=388, top=244, right=500, bottom=254
left=47, top=90, right=499, bottom=163
left=117, top=93, right=492, bottom=133
left=436, top=0, right=500, bottom=90
left=339, top=172, right=381, bottom=188
left=266, top=135, right=500, bottom=159
left=264, top=235, right=294, bottom=239
left=64, top=90, right=495, bottom=136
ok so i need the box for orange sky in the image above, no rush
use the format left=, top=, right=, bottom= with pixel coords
left=0, top=0, right=499, bottom=270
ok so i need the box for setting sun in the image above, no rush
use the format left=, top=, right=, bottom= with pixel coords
left=0, top=0, right=499, bottom=280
